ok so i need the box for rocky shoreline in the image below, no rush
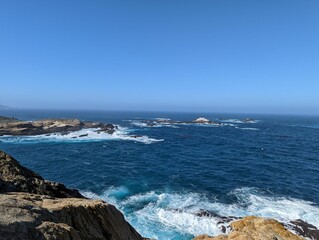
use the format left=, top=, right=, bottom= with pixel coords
left=0, top=150, right=318, bottom=239
left=0, top=150, right=146, bottom=240
left=0, top=117, right=117, bottom=136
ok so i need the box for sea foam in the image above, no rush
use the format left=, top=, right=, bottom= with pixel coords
left=0, top=127, right=164, bottom=144
left=82, top=187, right=319, bottom=239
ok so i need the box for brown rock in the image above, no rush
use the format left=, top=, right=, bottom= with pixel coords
left=0, top=150, right=83, bottom=198
left=0, top=118, right=117, bottom=136
left=0, top=192, right=144, bottom=240
left=193, top=216, right=303, bottom=240
left=0, top=150, right=147, bottom=240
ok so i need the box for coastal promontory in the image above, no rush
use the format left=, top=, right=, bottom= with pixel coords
left=0, top=150, right=146, bottom=240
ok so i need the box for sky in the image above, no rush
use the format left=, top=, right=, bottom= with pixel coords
left=0, top=0, right=318, bottom=114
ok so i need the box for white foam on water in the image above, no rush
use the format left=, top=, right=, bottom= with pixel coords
left=220, top=119, right=259, bottom=124
left=0, top=127, right=164, bottom=144
left=220, top=119, right=244, bottom=124
left=154, top=118, right=172, bottom=121
left=82, top=187, right=319, bottom=239
left=235, top=127, right=259, bottom=131
left=130, top=120, right=179, bottom=128
left=231, top=188, right=319, bottom=227
left=131, top=121, right=150, bottom=127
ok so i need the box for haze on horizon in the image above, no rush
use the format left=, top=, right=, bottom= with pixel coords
left=1, top=1, right=318, bottom=115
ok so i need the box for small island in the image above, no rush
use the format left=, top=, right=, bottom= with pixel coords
left=0, top=117, right=117, bottom=136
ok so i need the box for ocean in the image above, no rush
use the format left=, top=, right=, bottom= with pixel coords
left=0, top=109, right=318, bottom=239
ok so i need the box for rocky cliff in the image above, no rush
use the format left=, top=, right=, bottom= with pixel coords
left=0, top=151, right=82, bottom=198
left=0, top=150, right=146, bottom=240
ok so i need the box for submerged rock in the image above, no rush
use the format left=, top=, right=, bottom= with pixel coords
left=0, top=150, right=146, bottom=240
left=193, top=216, right=303, bottom=240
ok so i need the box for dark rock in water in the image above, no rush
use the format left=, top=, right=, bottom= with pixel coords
left=195, top=209, right=221, bottom=218
left=131, top=135, right=142, bottom=138
left=195, top=209, right=240, bottom=224
left=78, top=134, right=88, bottom=138
left=288, top=219, right=319, bottom=240
left=95, top=123, right=118, bottom=134
left=0, top=150, right=147, bottom=240
left=140, top=117, right=223, bottom=127
left=0, top=117, right=118, bottom=136
left=0, top=150, right=83, bottom=198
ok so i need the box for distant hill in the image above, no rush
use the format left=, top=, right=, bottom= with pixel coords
left=0, top=105, right=11, bottom=109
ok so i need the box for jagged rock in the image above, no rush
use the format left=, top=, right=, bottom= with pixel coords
left=0, top=150, right=83, bottom=198
left=0, top=192, right=145, bottom=240
left=288, top=219, right=319, bottom=240
left=0, top=150, right=146, bottom=240
left=141, top=117, right=223, bottom=127
left=0, top=117, right=117, bottom=136
left=193, top=216, right=303, bottom=240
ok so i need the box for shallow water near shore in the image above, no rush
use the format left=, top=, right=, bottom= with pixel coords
left=1, top=110, right=319, bottom=239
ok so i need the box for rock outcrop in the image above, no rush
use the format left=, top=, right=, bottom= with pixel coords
left=140, top=118, right=223, bottom=127
left=0, top=150, right=146, bottom=240
left=193, top=216, right=303, bottom=240
left=0, top=118, right=117, bottom=136
left=0, top=193, right=144, bottom=240
left=0, top=150, right=83, bottom=198
left=0, top=116, right=19, bottom=124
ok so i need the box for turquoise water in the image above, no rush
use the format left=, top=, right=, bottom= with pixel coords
left=0, top=110, right=319, bottom=239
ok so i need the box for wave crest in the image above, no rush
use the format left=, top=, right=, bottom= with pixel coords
left=82, top=187, right=319, bottom=239
left=0, top=127, right=164, bottom=144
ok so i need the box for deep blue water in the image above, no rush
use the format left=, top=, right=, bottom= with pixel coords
left=0, top=110, right=319, bottom=239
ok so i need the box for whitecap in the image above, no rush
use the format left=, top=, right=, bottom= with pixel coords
left=220, top=119, right=244, bottom=124
left=130, top=120, right=179, bottom=128
left=82, top=187, right=319, bottom=239
left=0, top=127, right=164, bottom=144
left=235, top=127, right=259, bottom=131
left=220, top=119, right=259, bottom=124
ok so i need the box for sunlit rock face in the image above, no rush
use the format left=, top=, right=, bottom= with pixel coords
left=0, top=150, right=146, bottom=240
left=193, top=216, right=304, bottom=240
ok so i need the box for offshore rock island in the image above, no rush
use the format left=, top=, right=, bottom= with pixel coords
left=0, top=117, right=117, bottom=136
left=135, top=117, right=258, bottom=127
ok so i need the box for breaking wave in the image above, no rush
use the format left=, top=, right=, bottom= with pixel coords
left=0, top=127, right=164, bottom=144
left=82, top=187, right=319, bottom=240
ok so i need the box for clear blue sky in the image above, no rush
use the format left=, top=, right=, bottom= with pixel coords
left=0, top=0, right=318, bottom=114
